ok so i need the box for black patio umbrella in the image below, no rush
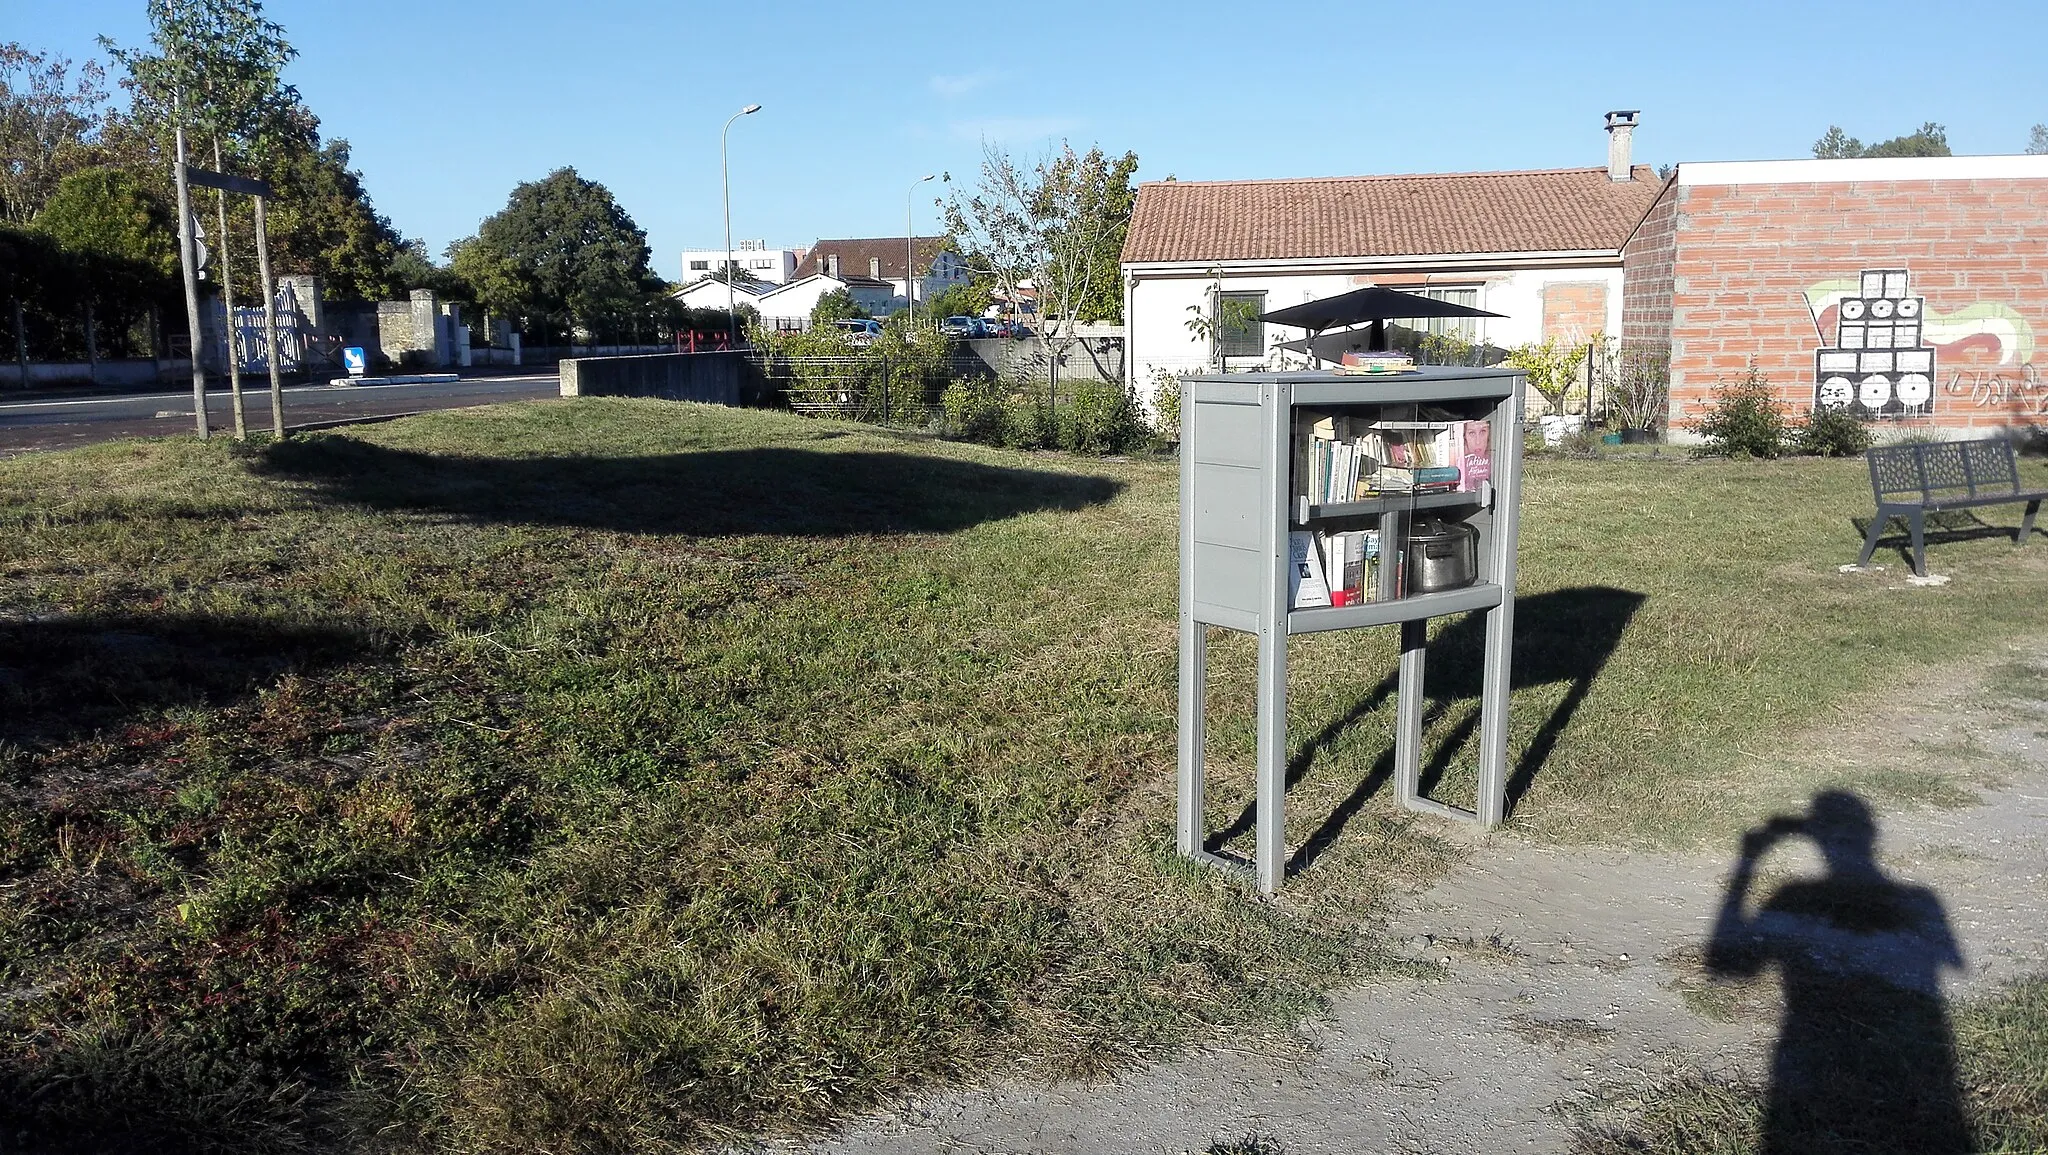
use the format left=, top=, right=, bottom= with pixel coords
left=1261, top=285, right=1505, bottom=357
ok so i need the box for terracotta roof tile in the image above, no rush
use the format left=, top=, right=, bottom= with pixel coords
left=806, top=236, right=948, bottom=280
left=1121, top=167, right=1665, bottom=264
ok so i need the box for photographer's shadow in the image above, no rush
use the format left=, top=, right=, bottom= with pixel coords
left=1706, top=791, right=1969, bottom=1154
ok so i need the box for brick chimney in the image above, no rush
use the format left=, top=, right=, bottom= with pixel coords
left=1605, top=110, right=1639, bottom=182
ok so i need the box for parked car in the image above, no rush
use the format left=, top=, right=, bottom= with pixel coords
left=833, top=318, right=883, bottom=344
left=940, top=315, right=977, bottom=338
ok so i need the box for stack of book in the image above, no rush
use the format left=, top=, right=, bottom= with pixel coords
left=1337, top=351, right=1416, bottom=374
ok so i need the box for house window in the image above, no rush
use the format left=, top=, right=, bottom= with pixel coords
left=689, top=260, right=709, bottom=271
left=870, top=257, right=881, bottom=278
left=1218, top=291, right=1266, bottom=359
left=1405, top=286, right=1481, bottom=339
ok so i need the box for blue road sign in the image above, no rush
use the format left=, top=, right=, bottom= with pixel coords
left=342, top=347, right=366, bottom=376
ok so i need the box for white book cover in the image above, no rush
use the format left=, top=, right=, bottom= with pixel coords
left=1288, top=531, right=1332, bottom=608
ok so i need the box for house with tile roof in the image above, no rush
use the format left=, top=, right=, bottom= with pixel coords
left=804, top=236, right=972, bottom=311
left=1121, top=112, right=1663, bottom=403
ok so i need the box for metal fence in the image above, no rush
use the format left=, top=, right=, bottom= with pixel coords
left=752, top=352, right=991, bottom=427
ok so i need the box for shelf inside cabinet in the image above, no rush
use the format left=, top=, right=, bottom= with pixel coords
left=1297, top=486, right=1488, bottom=525
left=1286, top=582, right=1504, bottom=635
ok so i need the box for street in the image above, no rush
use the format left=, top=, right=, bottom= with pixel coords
left=0, top=373, right=561, bottom=456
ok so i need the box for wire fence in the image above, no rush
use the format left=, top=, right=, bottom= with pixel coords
left=753, top=352, right=993, bottom=428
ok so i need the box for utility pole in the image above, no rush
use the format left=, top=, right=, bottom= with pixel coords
left=906, top=174, right=933, bottom=329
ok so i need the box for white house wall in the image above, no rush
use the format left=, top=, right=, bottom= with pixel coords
left=1125, top=264, right=1624, bottom=409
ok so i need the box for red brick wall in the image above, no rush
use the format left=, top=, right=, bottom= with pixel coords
left=1665, top=178, right=2048, bottom=432
left=1621, top=183, right=1677, bottom=356
left=1541, top=281, right=1610, bottom=344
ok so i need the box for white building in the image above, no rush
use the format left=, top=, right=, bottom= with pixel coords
left=801, top=237, right=970, bottom=313
left=1121, top=113, right=1664, bottom=406
left=671, top=275, right=774, bottom=314
left=754, top=273, right=899, bottom=327
left=679, top=239, right=801, bottom=285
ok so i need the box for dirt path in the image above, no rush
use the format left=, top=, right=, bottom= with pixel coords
left=778, top=649, right=2048, bottom=1155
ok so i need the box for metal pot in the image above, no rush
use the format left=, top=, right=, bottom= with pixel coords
left=1405, top=519, right=1478, bottom=594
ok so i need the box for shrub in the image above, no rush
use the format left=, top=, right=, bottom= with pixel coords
left=1000, top=393, right=1050, bottom=450
left=941, top=377, right=1006, bottom=443
left=1688, top=364, right=1789, bottom=458
left=1794, top=405, right=1874, bottom=457
left=1054, top=380, right=1147, bottom=454
left=1147, top=368, right=1183, bottom=443
left=1507, top=336, right=1590, bottom=415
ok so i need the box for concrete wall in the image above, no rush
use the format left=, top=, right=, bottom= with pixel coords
left=959, top=335, right=1126, bottom=383
left=558, top=351, right=745, bottom=406
left=1644, top=156, right=2048, bottom=434
left=0, top=359, right=167, bottom=387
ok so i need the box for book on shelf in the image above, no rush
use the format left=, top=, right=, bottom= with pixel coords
left=1294, top=413, right=1495, bottom=510
left=1287, top=530, right=1332, bottom=609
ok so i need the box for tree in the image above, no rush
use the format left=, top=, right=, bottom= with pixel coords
left=2028, top=124, right=2048, bottom=155
left=468, top=167, right=657, bottom=342
left=0, top=44, right=113, bottom=225
left=943, top=141, right=1138, bottom=372
left=810, top=287, right=867, bottom=324
left=261, top=138, right=404, bottom=301
left=102, top=0, right=305, bottom=163
left=1813, top=122, right=1951, bottom=159
left=925, top=279, right=991, bottom=322
left=32, top=167, right=179, bottom=358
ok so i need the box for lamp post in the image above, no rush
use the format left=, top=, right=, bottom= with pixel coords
left=906, top=173, right=934, bottom=328
left=721, top=103, right=762, bottom=348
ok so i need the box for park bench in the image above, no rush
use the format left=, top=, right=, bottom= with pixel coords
left=1856, top=438, right=2045, bottom=576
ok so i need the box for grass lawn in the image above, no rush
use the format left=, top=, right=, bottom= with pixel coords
left=2, top=398, right=2045, bottom=1152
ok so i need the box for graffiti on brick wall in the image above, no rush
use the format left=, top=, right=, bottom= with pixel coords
left=1945, top=364, right=2048, bottom=417
left=1803, top=271, right=2037, bottom=417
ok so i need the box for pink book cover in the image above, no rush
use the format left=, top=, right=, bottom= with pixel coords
left=1459, top=421, right=1492, bottom=491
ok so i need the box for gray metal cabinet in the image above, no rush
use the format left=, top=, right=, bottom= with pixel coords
left=1177, top=368, right=1526, bottom=893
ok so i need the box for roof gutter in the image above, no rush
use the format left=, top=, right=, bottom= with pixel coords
left=1122, top=248, right=1624, bottom=277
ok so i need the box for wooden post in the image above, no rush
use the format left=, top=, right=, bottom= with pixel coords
left=11, top=298, right=27, bottom=387
left=213, top=139, right=246, bottom=440
left=173, top=125, right=208, bottom=440
left=253, top=194, right=285, bottom=437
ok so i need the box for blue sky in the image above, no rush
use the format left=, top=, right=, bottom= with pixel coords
left=10, top=0, right=2047, bottom=282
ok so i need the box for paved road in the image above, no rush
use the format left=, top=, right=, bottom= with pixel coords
left=0, top=373, right=560, bottom=456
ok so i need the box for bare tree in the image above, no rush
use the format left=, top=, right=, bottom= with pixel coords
left=943, top=141, right=1135, bottom=397
left=0, top=44, right=111, bottom=226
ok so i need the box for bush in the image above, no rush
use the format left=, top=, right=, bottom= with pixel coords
left=943, top=377, right=1151, bottom=455
left=1148, top=368, right=1183, bottom=443
left=1688, top=364, right=1789, bottom=458
left=1053, top=380, right=1147, bottom=454
left=1794, top=405, right=1874, bottom=457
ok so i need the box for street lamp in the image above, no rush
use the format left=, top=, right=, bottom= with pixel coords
left=721, top=103, right=762, bottom=348
left=906, top=173, right=934, bottom=328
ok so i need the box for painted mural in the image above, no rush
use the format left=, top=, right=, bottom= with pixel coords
left=1804, top=271, right=2041, bottom=419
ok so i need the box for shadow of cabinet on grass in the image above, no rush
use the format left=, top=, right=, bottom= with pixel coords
left=1207, top=585, right=1646, bottom=876
left=258, top=436, right=1125, bottom=537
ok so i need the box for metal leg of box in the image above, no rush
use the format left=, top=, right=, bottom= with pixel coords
left=1176, top=616, right=1205, bottom=857
left=1475, top=600, right=1515, bottom=827
left=1394, top=619, right=1427, bottom=809
left=1254, top=620, right=1288, bottom=894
